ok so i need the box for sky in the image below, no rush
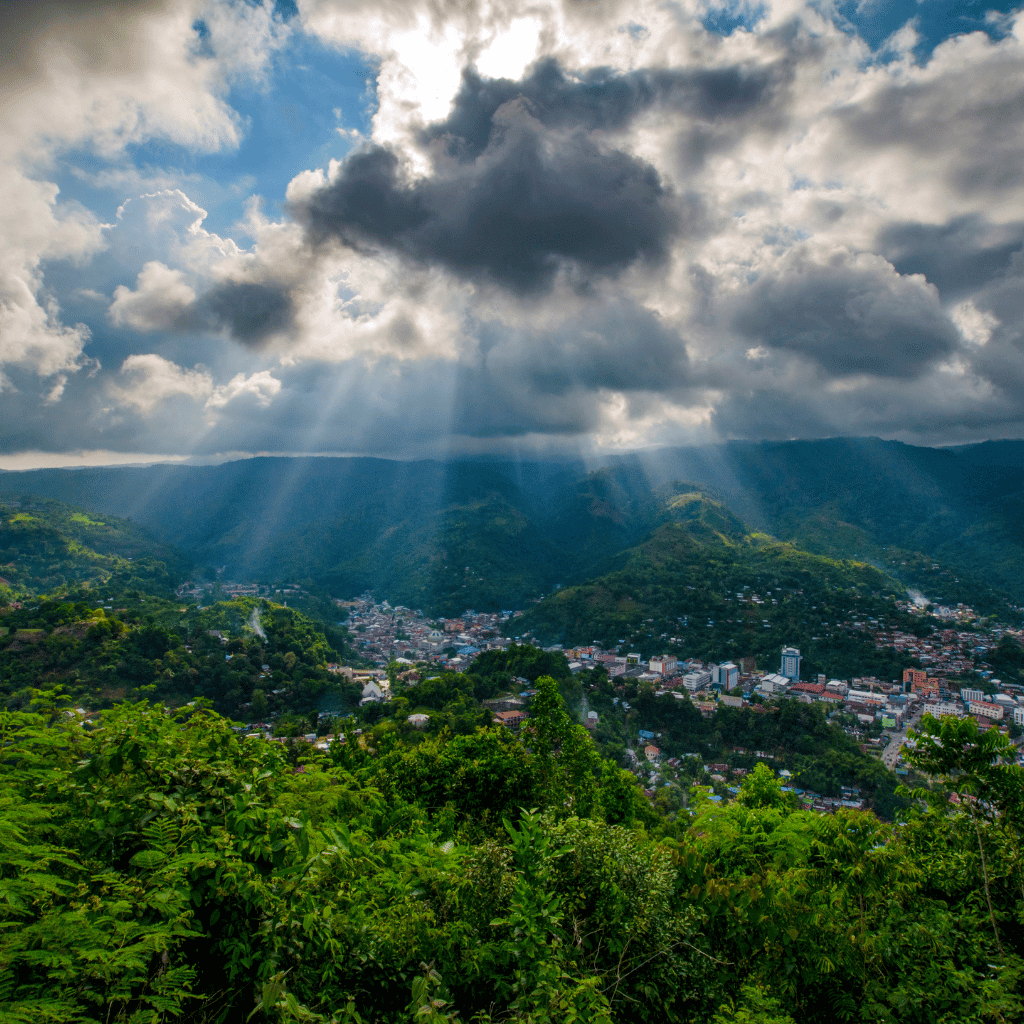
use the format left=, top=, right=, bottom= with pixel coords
left=2, top=0, right=1024, bottom=468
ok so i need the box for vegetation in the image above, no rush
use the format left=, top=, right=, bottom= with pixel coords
left=0, top=499, right=183, bottom=598
left=0, top=596, right=362, bottom=721
left=510, top=509, right=922, bottom=682
left=1, top=689, right=1020, bottom=1024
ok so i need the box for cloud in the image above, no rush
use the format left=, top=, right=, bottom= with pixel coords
left=877, top=215, right=1024, bottom=299
left=110, top=353, right=281, bottom=416
left=109, top=261, right=198, bottom=331
left=291, top=92, right=684, bottom=294
left=6, top=0, right=1024, bottom=458
left=111, top=353, right=214, bottom=413
left=0, top=0, right=288, bottom=396
left=419, top=58, right=783, bottom=163
left=730, top=249, right=961, bottom=379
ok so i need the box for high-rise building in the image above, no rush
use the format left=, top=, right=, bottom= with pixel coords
left=780, top=647, right=801, bottom=681
left=717, top=662, right=738, bottom=691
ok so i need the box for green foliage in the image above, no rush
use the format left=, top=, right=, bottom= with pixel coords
left=0, top=498, right=182, bottom=598
left=0, top=595, right=360, bottom=721
left=510, top=517, right=920, bottom=682
left=0, top=693, right=1021, bottom=1024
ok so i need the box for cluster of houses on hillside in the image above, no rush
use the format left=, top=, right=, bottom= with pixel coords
left=338, top=597, right=517, bottom=668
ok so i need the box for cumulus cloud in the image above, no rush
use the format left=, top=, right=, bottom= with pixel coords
left=730, top=249, right=961, bottom=379
left=292, top=113, right=682, bottom=294
left=110, top=353, right=281, bottom=416
left=0, top=0, right=287, bottom=396
left=6, top=0, right=1024, bottom=456
left=109, top=262, right=198, bottom=331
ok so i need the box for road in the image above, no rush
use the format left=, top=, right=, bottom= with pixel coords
left=882, top=711, right=922, bottom=770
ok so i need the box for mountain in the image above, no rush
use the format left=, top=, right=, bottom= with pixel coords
left=605, top=437, right=1024, bottom=613
left=0, top=497, right=183, bottom=597
left=509, top=490, right=920, bottom=682
left=2, top=437, right=1023, bottom=616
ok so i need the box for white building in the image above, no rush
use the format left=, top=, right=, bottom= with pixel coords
left=780, top=647, right=801, bottom=681
left=961, top=687, right=984, bottom=703
left=682, top=670, right=712, bottom=692
left=759, top=673, right=790, bottom=694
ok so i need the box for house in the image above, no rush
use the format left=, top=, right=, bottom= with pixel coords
left=360, top=680, right=385, bottom=704
left=494, top=710, right=528, bottom=733
left=644, top=744, right=660, bottom=761
left=407, top=713, right=430, bottom=728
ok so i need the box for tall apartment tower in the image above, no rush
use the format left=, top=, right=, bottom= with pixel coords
left=780, top=647, right=801, bottom=681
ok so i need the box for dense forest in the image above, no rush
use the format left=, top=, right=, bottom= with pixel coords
left=2, top=689, right=1021, bottom=1023
left=4, top=438, right=1024, bottom=618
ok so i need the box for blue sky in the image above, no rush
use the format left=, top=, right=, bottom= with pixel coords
left=2, top=0, right=1024, bottom=467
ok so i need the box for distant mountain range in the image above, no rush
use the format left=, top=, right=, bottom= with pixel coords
left=1, top=437, right=1022, bottom=616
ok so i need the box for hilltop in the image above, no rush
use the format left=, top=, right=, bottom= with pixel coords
left=510, top=490, right=921, bottom=682
left=2, top=437, right=1023, bottom=618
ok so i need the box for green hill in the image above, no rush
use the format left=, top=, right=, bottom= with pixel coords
left=0, top=497, right=184, bottom=598
left=2, top=438, right=1023, bottom=620
left=510, top=491, right=919, bottom=681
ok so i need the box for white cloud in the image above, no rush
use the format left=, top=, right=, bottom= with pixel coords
left=206, top=369, right=282, bottom=409
left=111, top=353, right=214, bottom=413
left=109, top=261, right=198, bottom=331
left=951, top=300, right=999, bottom=347
left=110, top=352, right=282, bottom=419
left=0, top=0, right=287, bottom=392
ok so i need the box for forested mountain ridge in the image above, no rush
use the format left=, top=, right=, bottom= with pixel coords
left=510, top=492, right=922, bottom=682
left=0, top=498, right=183, bottom=598
left=2, top=437, right=1023, bottom=616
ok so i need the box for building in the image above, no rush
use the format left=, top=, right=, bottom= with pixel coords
left=780, top=647, right=801, bottom=681
left=903, top=668, right=927, bottom=689
left=644, top=744, right=660, bottom=762
left=759, top=672, right=790, bottom=694
left=969, top=701, right=1004, bottom=721
left=494, top=710, right=528, bottom=733
left=717, top=662, right=739, bottom=691
left=1014, top=706, right=1024, bottom=727
left=960, top=687, right=984, bottom=704
left=649, top=655, right=678, bottom=677
left=682, top=670, right=712, bottom=692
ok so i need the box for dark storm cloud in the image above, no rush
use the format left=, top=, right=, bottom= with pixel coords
left=166, top=281, right=296, bottom=347
left=877, top=216, right=1024, bottom=300
left=732, top=258, right=961, bottom=378
left=419, top=58, right=780, bottom=162
left=195, top=281, right=296, bottom=347
left=292, top=105, right=685, bottom=293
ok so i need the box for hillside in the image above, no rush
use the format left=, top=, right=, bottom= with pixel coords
left=0, top=591, right=362, bottom=719
left=0, top=498, right=183, bottom=598
left=2, top=437, right=1023, bottom=618
left=510, top=492, right=921, bottom=682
